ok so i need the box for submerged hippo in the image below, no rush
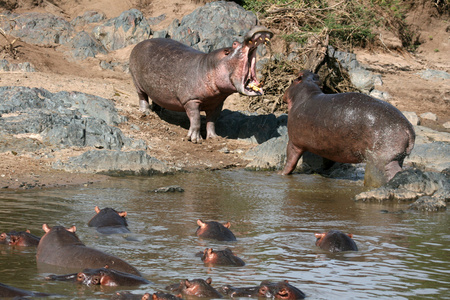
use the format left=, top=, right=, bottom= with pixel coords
left=259, top=280, right=306, bottom=299
left=88, top=206, right=130, bottom=234
left=36, top=224, right=141, bottom=276
left=198, top=248, right=245, bottom=266
left=280, top=70, right=415, bottom=187
left=46, top=266, right=149, bottom=286
left=129, top=27, right=273, bottom=143
left=112, top=292, right=182, bottom=300
left=166, top=278, right=222, bottom=298
left=219, top=280, right=305, bottom=299
left=0, top=282, right=53, bottom=298
left=315, top=230, right=358, bottom=252
left=8, top=230, right=40, bottom=246
left=195, top=219, right=237, bottom=241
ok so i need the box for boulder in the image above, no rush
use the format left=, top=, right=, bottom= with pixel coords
left=92, top=9, right=151, bottom=51
left=0, top=11, right=75, bottom=45
left=168, top=1, right=258, bottom=53
left=354, top=168, right=449, bottom=211
left=53, top=150, right=172, bottom=175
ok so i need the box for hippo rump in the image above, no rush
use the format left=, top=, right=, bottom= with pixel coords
left=112, top=292, right=182, bottom=300
left=315, top=230, right=358, bottom=252
left=280, top=70, right=415, bottom=187
left=46, top=266, right=150, bottom=286
left=88, top=206, right=130, bottom=234
left=129, top=27, right=273, bottom=144
left=195, top=219, right=237, bottom=241
left=36, top=224, right=141, bottom=276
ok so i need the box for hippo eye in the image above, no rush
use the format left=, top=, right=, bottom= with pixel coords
left=224, top=48, right=231, bottom=55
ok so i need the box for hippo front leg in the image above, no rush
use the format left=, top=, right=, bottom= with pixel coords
left=185, top=100, right=203, bottom=144
left=280, top=140, right=304, bottom=175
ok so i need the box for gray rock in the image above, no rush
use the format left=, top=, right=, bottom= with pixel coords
left=369, top=89, right=390, bottom=101
left=53, top=150, right=172, bottom=175
left=92, top=9, right=151, bottom=51
left=420, top=112, right=438, bottom=121
left=409, top=196, right=446, bottom=211
left=0, top=11, right=75, bottom=45
left=417, top=69, right=450, bottom=81
left=0, top=87, right=138, bottom=151
left=216, top=110, right=287, bottom=143
left=0, top=59, right=36, bottom=72
left=151, top=185, right=184, bottom=193
left=406, top=141, right=450, bottom=172
left=354, top=169, right=449, bottom=211
left=168, top=1, right=258, bottom=53
left=327, top=46, right=382, bottom=93
left=402, top=111, right=420, bottom=126
left=147, top=14, right=166, bottom=26
left=71, top=11, right=107, bottom=27
left=66, top=31, right=107, bottom=59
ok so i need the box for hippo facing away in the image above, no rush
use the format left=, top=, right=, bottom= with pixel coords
left=129, top=26, right=273, bottom=143
left=280, top=70, right=415, bottom=187
left=36, top=224, right=141, bottom=276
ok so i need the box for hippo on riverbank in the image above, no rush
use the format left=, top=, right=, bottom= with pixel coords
left=280, top=70, right=415, bottom=187
left=129, top=26, right=273, bottom=144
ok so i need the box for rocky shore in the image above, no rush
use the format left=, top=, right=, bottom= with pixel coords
left=0, top=1, right=449, bottom=210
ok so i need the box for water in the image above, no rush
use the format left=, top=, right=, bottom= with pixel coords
left=0, top=170, right=449, bottom=299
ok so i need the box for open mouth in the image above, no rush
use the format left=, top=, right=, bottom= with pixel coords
left=242, top=28, right=273, bottom=96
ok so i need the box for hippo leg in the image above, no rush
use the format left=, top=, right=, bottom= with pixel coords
left=185, top=100, right=203, bottom=144
left=384, top=160, right=403, bottom=181
left=205, top=104, right=224, bottom=139
left=138, top=92, right=150, bottom=113
left=280, top=140, right=304, bottom=175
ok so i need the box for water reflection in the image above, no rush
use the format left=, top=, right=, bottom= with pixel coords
left=0, top=170, right=448, bottom=299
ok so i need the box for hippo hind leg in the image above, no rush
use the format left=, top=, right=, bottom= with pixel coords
left=137, top=91, right=150, bottom=113
left=205, top=103, right=224, bottom=140
left=280, top=140, right=304, bottom=175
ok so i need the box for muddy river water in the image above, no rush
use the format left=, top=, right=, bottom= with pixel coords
left=0, top=170, right=449, bottom=299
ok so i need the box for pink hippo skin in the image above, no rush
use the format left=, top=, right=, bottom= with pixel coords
left=129, top=27, right=273, bottom=143
left=36, top=224, right=141, bottom=276
left=280, top=70, right=415, bottom=187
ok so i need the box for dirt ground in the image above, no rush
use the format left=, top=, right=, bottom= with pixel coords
left=0, top=0, right=449, bottom=189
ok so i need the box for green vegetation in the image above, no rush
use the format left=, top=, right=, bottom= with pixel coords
left=242, top=0, right=413, bottom=49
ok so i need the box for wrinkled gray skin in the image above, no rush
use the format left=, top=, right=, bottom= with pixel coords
left=281, top=70, right=415, bottom=187
left=36, top=224, right=141, bottom=276
left=129, top=27, right=273, bottom=143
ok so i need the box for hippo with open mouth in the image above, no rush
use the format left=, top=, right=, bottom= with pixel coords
left=129, top=26, right=273, bottom=143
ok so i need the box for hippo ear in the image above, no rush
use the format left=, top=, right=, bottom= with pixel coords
left=347, top=233, right=354, bottom=238
left=224, top=221, right=231, bottom=228
left=42, top=224, right=51, bottom=233
left=207, top=248, right=213, bottom=254
left=118, top=211, right=127, bottom=218
left=184, top=279, right=191, bottom=288
left=206, top=277, right=212, bottom=285
left=197, top=219, right=206, bottom=227
left=26, top=229, right=30, bottom=233
left=67, top=226, right=76, bottom=233
left=95, top=206, right=101, bottom=214
left=314, top=233, right=325, bottom=239
left=150, top=293, right=157, bottom=300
